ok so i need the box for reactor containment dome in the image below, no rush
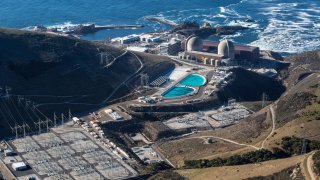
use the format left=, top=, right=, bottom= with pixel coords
left=218, top=39, right=235, bottom=60
left=186, top=36, right=203, bottom=52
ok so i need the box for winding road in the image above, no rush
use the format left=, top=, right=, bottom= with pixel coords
left=103, top=50, right=128, bottom=69
left=304, top=151, right=318, bottom=180
left=183, top=135, right=260, bottom=150
left=260, top=105, right=276, bottom=149
left=102, top=51, right=144, bottom=104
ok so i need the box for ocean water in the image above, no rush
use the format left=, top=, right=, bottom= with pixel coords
left=1, top=0, right=319, bottom=54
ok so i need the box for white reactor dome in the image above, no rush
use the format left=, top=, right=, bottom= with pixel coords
left=218, top=39, right=235, bottom=60
left=186, top=36, right=203, bottom=52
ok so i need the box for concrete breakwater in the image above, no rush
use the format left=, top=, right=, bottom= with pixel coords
left=70, top=24, right=145, bottom=34
left=144, top=17, right=179, bottom=27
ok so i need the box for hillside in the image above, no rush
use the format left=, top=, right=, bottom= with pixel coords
left=177, top=155, right=305, bottom=180
left=0, top=28, right=174, bottom=138
left=217, top=68, right=286, bottom=102
left=156, top=50, right=320, bottom=174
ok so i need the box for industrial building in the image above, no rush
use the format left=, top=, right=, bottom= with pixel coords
left=158, top=38, right=182, bottom=55
left=140, top=34, right=161, bottom=43
left=12, top=162, right=27, bottom=171
left=118, top=35, right=140, bottom=44
left=4, top=149, right=15, bottom=156
left=178, top=35, right=260, bottom=66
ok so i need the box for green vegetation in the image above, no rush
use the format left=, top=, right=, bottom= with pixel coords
left=184, top=136, right=320, bottom=169
left=184, top=149, right=284, bottom=168
left=281, top=137, right=320, bottom=156
left=313, top=151, right=320, bottom=176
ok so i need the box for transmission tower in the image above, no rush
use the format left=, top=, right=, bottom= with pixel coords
left=61, top=113, right=65, bottom=125
left=261, top=92, right=268, bottom=108
left=100, top=52, right=111, bottom=66
left=4, top=86, right=11, bottom=98
left=140, top=73, right=149, bottom=87
left=18, top=96, right=24, bottom=105
left=68, top=109, right=72, bottom=121
left=20, top=122, right=30, bottom=138
left=34, top=119, right=45, bottom=134
left=11, top=124, right=20, bottom=139
left=45, top=118, right=51, bottom=132
left=53, top=112, right=57, bottom=127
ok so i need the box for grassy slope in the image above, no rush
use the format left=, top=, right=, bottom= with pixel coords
left=158, top=50, right=320, bottom=171
left=0, top=28, right=174, bottom=138
left=177, top=155, right=304, bottom=180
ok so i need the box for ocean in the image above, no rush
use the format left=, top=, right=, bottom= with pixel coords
left=1, top=0, right=319, bottom=54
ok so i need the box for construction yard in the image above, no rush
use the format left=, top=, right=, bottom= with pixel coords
left=2, top=123, right=137, bottom=180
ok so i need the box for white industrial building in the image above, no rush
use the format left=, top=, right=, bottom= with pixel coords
left=4, top=149, right=14, bottom=156
left=126, top=46, right=149, bottom=52
left=158, top=38, right=182, bottom=55
left=119, top=35, right=140, bottom=44
left=140, top=34, right=161, bottom=43
left=12, top=162, right=27, bottom=171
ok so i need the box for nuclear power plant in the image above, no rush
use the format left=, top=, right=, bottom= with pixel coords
left=178, top=35, right=260, bottom=66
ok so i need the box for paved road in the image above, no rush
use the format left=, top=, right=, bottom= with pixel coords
left=260, top=105, right=276, bottom=149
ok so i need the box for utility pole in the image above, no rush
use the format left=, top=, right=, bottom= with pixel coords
left=53, top=112, right=57, bottom=127
left=34, top=119, right=43, bottom=134
left=20, top=123, right=30, bottom=138
left=61, top=113, right=64, bottom=125
left=45, top=118, right=51, bottom=132
left=11, top=124, right=20, bottom=139
left=68, top=109, right=72, bottom=121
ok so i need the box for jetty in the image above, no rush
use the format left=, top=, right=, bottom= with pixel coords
left=144, top=17, right=179, bottom=27
left=70, top=24, right=144, bottom=34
